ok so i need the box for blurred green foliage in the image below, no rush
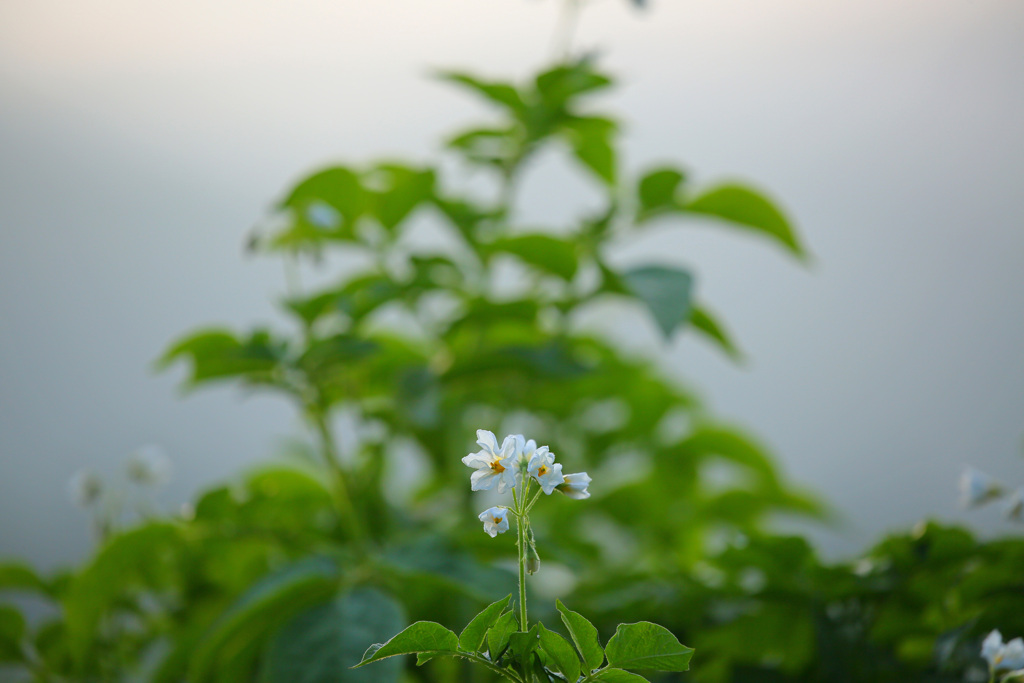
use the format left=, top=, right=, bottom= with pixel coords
left=2, top=5, right=1022, bottom=683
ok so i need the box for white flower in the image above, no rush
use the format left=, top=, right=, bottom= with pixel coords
left=556, top=472, right=591, bottom=499
left=478, top=506, right=510, bottom=537
left=1006, top=488, right=1023, bottom=522
left=462, top=430, right=519, bottom=493
left=527, top=447, right=564, bottom=494
left=68, top=469, right=102, bottom=507
left=983, top=630, right=1024, bottom=672
left=960, top=466, right=1002, bottom=508
left=126, top=445, right=172, bottom=486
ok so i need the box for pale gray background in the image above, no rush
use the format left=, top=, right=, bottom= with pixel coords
left=1, top=0, right=1022, bottom=570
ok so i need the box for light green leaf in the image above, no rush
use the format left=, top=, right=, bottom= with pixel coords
left=535, top=58, right=613, bottom=109
left=685, top=184, right=804, bottom=257
left=537, top=623, right=580, bottom=682
left=556, top=599, right=604, bottom=672
left=157, top=329, right=286, bottom=389
left=620, top=266, right=694, bottom=339
left=458, top=594, right=513, bottom=652
left=562, top=116, right=617, bottom=185
left=260, top=588, right=405, bottom=683
left=637, top=168, right=685, bottom=221
left=592, top=668, right=651, bottom=682
left=688, top=305, right=742, bottom=360
left=489, top=234, right=578, bottom=280
left=0, top=563, right=48, bottom=595
left=355, top=621, right=459, bottom=667
left=438, top=72, right=526, bottom=113
left=604, top=622, right=693, bottom=672
left=280, top=166, right=366, bottom=228
left=486, top=610, right=519, bottom=660
left=367, top=165, right=435, bottom=231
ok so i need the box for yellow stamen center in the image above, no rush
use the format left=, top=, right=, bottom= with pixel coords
left=491, top=460, right=505, bottom=473
left=537, top=465, right=548, bottom=476
left=493, top=516, right=502, bottom=524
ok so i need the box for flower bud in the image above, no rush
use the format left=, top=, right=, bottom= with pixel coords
left=525, top=526, right=540, bottom=575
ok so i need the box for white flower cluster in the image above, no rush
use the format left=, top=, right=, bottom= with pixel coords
left=982, top=630, right=1024, bottom=677
left=463, top=429, right=590, bottom=537
left=959, top=467, right=1023, bottom=522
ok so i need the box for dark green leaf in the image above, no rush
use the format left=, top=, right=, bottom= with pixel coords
left=458, top=594, right=513, bottom=652
left=489, top=234, right=578, bottom=280
left=260, top=588, right=404, bottom=683
left=688, top=305, right=742, bottom=360
left=508, top=623, right=541, bottom=671
left=685, top=184, right=804, bottom=257
left=157, top=329, right=286, bottom=388
left=0, top=563, right=48, bottom=595
left=556, top=599, right=604, bottom=671
left=593, top=668, right=650, bottom=682
left=538, top=623, right=580, bottom=682
left=486, top=611, right=519, bottom=660
left=188, top=557, right=342, bottom=682
left=355, top=621, right=459, bottom=666
left=0, top=605, right=26, bottom=663
left=604, top=622, right=693, bottom=672
left=620, top=266, right=694, bottom=338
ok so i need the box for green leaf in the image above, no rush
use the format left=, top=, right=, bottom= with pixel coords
left=688, top=305, right=742, bottom=360
left=537, top=623, right=580, bottom=682
left=620, top=266, right=694, bottom=339
left=355, top=621, right=460, bottom=667
left=438, top=72, right=526, bottom=114
left=536, top=59, right=613, bottom=109
left=685, top=184, right=804, bottom=257
left=486, top=610, right=519, bottom=660
left=592, top=668, right=651, bottom=682
left=458, top=594, right=513, bottom=652
left=605, top=622, right=693, bottom=672
left=157, top=329, right=286, bottom=388
left=0, top=604, right=26, bottom=663
left=188, top=557, right=342, bottom=683
left=562, top=116, right=617, bottom=185
left=508, top=623, right=541, bottom=672
left=556, top=599, right=604, bottom=671
left=489, top=234, right=578, bottom=280
left=367, top=165, right=435, bottom=231
left=0, top=563, right=48, bottom=595
left=260, top=588, right=404, bottom=683
left=280, top=166, right=367, bottom=228
left=637, top=168, right=685, bottom=221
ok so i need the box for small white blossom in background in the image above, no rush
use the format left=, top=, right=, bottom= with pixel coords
left=126, top=445, right=172, bottom=486
left=68, top=469, right=103, bottom=507
left=462, top=430, right=519, bottom=493
left=527, top=447, right=564, bottom=494
left=960, top=467, right=1002, bottom=508
left=478, top=507, right=510, bottom=537
left=557, top=472, right=591, bottom=499
left=982, top=630, right=1024, bottom=674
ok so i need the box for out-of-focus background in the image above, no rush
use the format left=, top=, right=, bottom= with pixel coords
left=1, top=0, right=1022, bottom=574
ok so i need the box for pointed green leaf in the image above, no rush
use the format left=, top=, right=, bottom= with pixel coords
left=486, top=610, right=519, bottom=660
left=535, top=58, right=613, bottom=109
left=637, top=168, right=685, bottom=221
left=620, top=266, right=694, bottom=338
left=438, top=72, right=526, bottom=113
left=592, top=668, right=651, bottom=682
left=489, top=234, right=578, bottom=280
left=688, top=305, right=742, bottom=360
left=538, top=623, right=580, bottom=682
left=556, top=599, right=604, bottom=672
left=685, top=184, right=803, bottom=257
left=280, top=166, right=367, bottom=228
left=355, top=621, right=459, bottom=667
left=0, top=563, right=48, bottom=595
left=605, top=622, right=693, bottom=672
left=458, top=594, right=513, bottom=652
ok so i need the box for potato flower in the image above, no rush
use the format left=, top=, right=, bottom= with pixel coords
left=557, top=471, right=591, bottom=499
left=960, top=466, right=1002, bottom=508
left=527, top=447, right=564, bottom=494
left=462, top=429, right=519, bottom=493
left=982, top=630, right=1024, bottom=674
left=478, top=506, right=510, bottom=537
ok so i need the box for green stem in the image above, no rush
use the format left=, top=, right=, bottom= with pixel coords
left=311, top=409, right=367, bottom=549
left=464, top=652, right=524, bottom=682
left=516, top=508, right=528, bottom=631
